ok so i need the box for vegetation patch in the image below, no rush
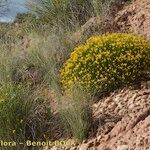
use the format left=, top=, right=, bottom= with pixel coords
left=59, top=86, right=92, bottom=142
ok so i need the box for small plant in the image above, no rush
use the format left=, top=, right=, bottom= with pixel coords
left=60, top=33, right=150, bottom=94
left=59, top=85, right=92, bottom=142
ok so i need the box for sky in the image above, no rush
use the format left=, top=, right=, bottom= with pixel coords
left=0, top=0, right=28, bottom=22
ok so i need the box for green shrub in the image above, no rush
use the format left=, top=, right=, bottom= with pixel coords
left=60, top=33, right=150, bottom=94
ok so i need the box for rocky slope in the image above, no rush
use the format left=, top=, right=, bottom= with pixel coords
left=73, top=81, right=150, bottom=150
left=115, top=0, right=150, bottom=40
left=44, top=82, right=150, bottom=150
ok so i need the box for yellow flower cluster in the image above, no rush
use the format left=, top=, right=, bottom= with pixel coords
left=60, top=33, right=150, bottom=93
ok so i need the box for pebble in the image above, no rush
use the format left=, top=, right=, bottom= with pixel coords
left=117, top=145, right=129, bottom=150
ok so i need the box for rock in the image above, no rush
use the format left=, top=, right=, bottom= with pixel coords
left=78, top=144, right=89, bottom=150
left=117, top=145, right=128, bottom=150
left=98, top=107, right=150, bottom=150
left=115, top=0, right=150, bottom=40
left=70, top=147, right=77, bottom=150
left=87, top=140, right=94, bottom=148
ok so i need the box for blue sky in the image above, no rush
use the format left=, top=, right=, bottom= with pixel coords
left=0, top=0, right=28, bottom=22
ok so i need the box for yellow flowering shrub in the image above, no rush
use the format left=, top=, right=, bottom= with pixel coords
left=60, top=33, right=150, bottom=93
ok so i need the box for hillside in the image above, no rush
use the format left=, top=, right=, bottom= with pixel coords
left=0, top=0, right=149, bottom=150
left=44, top=0, right=150, bottom=149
